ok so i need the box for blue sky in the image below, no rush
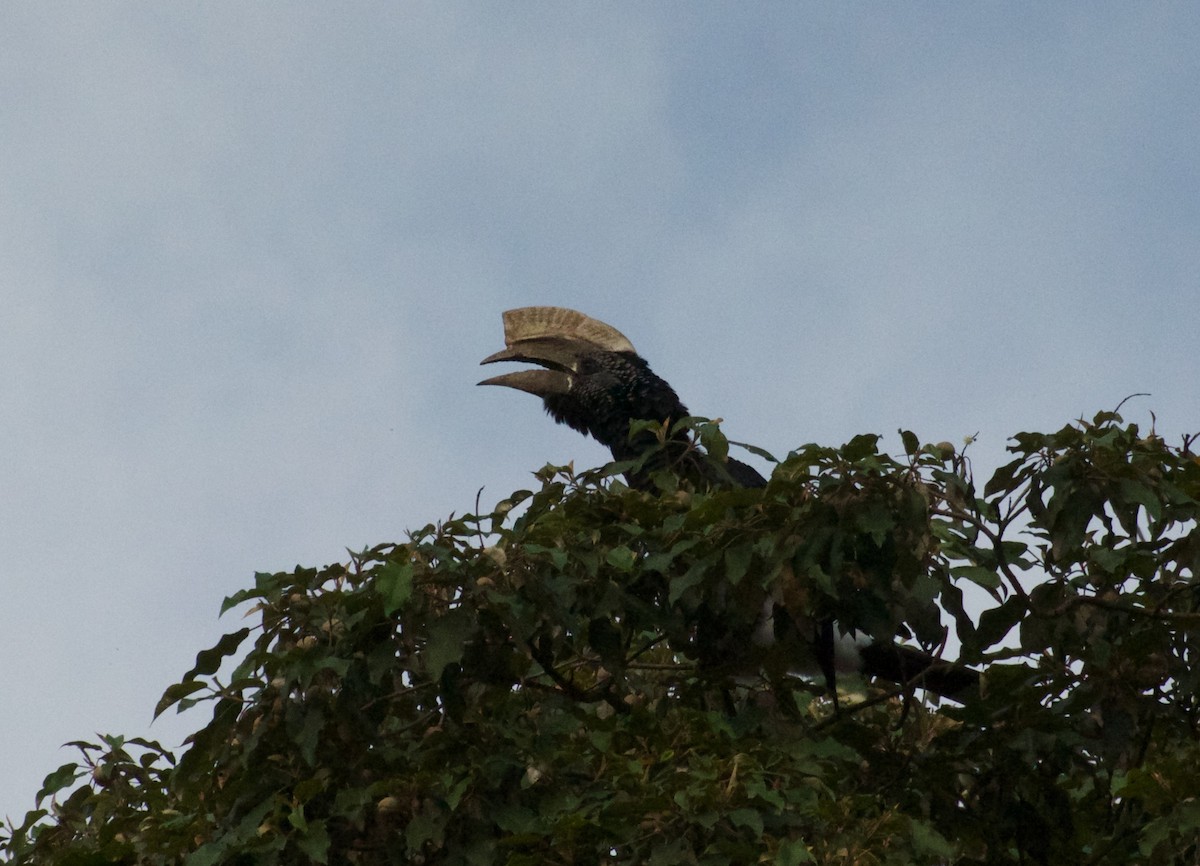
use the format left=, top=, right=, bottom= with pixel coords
left=2, top=4, right=1197, bottom=823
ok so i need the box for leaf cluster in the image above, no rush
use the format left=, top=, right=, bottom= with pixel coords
left=3, top=415, right=1199, bottom=864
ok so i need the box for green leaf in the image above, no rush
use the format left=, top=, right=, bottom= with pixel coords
left=951, top=565, right=1003, bottom=591
left=856, top=502, right=894, bottom=546
left=220, top=585, right=263, bottom=614
left=694, top=418, right=729, bottom=463
left=294, top=818, right=330, bottom=863
left=641, top=551, right=675, bottom=573
left=908, top=818, right=956, bottom=858
left=294, top=707, right=325, bottom=766
left=35, top=763, right=81, bottom=806
left=727, top=807, right=764, bottom=836
left=293, top=777, right=326, bottom=805
left=1116, top=478, right=1163, bottom=524
left=984, top=457, right=1028, bottom=497
left=443, top=775, right=471, bottom=811
left=670, top=559, right=710, bottom=605
left=605, top=545, right=637, bottom=573
left=424, top=608, right=476, bottom=678
left=186, top=842, right=226, bottom=866
left=976, top=596, right=1027, bottom=650
left=775, top=839, right=816, bottom=865
left=377, top=560, right=414, bottom=615
left=941, top=582, right=978, bottom=648
left=182, top=628, right=251, bottom=681
left=730, top=439, right=778, bottom=463
left=724, top=545, right=753, bottom=585
left=406, top=810, right=445, bottom=854
left=843, top=433, right=881, bottom=460
left=154, top=680, right=209, bottom=719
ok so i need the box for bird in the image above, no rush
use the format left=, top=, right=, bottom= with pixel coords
left=479, top=306, right=978, bottom=702
left=478, top=306, right=763, bottom=489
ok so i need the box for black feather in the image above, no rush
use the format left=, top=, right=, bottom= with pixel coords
left=539, top=349, right=766, bottom=490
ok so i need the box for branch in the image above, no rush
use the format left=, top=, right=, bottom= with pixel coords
left=1042, top=593, right=1200, bottom=625
left=933, top=504, right=1031, bottom=602
left=526, top=641, right=630, bottom=715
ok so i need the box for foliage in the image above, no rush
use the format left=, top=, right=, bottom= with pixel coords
left=3, top=413, right=1199, bottom=864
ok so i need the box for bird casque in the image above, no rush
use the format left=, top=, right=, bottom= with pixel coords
left=480, top=306, right=977, bottom=702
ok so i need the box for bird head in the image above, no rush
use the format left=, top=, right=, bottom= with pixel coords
left=478, top=306, right=688, bottom=457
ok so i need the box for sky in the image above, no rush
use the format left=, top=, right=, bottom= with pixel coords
left=1, top=3, right=1197, bottom=825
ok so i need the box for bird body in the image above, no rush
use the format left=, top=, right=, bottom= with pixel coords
left=480, top=306, right=977, bottom=702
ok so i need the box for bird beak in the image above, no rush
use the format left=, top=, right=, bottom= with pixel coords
left=478, top=337, right=584, bottom=396
left=480, top=337, right=583, bottom=372
left=477, top=368, right=572, bottom=396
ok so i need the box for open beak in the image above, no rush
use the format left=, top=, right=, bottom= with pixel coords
left=478, top=337, right=585, bottom=397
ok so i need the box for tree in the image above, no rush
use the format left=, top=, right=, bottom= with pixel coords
left=3, top=413, right=1198, bottom=864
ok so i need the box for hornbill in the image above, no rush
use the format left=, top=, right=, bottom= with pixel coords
left=479, top=306, right=978, bottom=702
